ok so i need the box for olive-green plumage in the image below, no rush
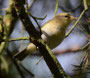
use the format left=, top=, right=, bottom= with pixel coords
left=14, top=13, right=76, bottom=61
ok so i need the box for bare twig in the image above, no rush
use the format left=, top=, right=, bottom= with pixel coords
left=66, top=0, right=88, bottom=37
left=27, top=11, right=47, bottom=20
left=55, top=0, right=60, bottom=15
left=36, top=56, right=43, bottom=65
left=28, top=0, right=37, bottom=10
left=9, top=37, right=29, bottom=41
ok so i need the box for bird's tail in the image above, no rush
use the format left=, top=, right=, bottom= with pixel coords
left=14, top=48, right=28, bottom=61
left=14, top=43, right=36, bottom=61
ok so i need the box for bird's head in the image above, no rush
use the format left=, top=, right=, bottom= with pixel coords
left=55, top=13, right=76, bottom=27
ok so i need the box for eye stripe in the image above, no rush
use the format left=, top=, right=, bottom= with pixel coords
left=65, top=15, right=70, bottom=18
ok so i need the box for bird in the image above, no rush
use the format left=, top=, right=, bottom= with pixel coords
left=14, top=13, right=76, bottom=61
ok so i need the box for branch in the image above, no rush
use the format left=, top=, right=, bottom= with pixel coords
left=0, top=37, right=29, bottom=42
left=31, top=42, right=89, bottom=56
left=34, top=42, right=90, bottom=65
left=28, top=0, right=37, bottom=10
left=54, top=42, right=90, bottom=55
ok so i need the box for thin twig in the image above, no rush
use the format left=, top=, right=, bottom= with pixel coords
left=79, top=42, right=90, bottom=50
left=55, top=0, right=60, bottom=15
left=27, top=11, right=47, bottom=20
left=1, top=37, right=29, bottom=42
left=66, top=0, right=88, bottom=37
left=1, top=36, right=31, bottom=42
left=36, top=56, right=43, bottom=65
left=28, top=0, right=37, bottom=10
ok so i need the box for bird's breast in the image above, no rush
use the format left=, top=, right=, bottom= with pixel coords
left=41, top=29, right=65, bottom=49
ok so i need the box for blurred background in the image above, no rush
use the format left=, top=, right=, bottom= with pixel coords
left=0, top=0, right=90, bottom=78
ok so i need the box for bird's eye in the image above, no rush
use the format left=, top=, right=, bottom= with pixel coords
left=65, top=15, right=70, bottom=19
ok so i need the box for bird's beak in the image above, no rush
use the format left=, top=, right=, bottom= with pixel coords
left=70, top=16, right=77, bottom=20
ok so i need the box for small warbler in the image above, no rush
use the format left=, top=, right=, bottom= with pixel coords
left=14, top=13, right=76, bottom=60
